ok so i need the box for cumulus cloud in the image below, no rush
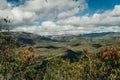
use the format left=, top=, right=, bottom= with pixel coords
left=56, top=5, right=120, bottom=34
left=0, top=0, right=10, bottom=10
left=0, top=0, right=120, bottom=35
left=57, top=8, right=79, bottom=19
left=57, top=5, right=120, bottom=27
left=0, top=0, right=87, bottom=25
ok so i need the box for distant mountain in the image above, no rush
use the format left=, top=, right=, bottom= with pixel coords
left=2, top=32, right=120, bottom=45
left=77, top=32, right=120, bottom=38
left=48, top=32, right=120, bottom=41
left=2, top=32, right=56, bottom=46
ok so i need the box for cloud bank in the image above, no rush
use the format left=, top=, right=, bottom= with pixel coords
left=0, top=0, right=120, bottom=35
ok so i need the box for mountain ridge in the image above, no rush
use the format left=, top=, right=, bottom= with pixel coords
left=2, top=32, right=120, bottom=43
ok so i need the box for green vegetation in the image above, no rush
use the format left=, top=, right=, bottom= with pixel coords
left=0, top=19, right=120, bottom=80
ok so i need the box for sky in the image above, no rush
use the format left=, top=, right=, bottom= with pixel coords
left=0, top=0, right=120, bottom=35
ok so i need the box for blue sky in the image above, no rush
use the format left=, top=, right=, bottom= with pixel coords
left=88, top=0, right=120, bottom=10
left=0, top=0, right=120, bottom=35
left=7, top=0, right=120, bottom=14
left=87, top=0, right=120, bottom=13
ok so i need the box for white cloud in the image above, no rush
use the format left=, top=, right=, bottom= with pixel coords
left=58, top=5, right=120, bottom=28
left=0, top=0, right=87, bottom=25
left=11, top=7, right=35, bottom=25
left=110, top=5, right=120, bottom=17
left=57, top=8, right=79, bottom=19
left=0, top=0, right=120, bottom=35
left=0, top=0, right=10, bottom=10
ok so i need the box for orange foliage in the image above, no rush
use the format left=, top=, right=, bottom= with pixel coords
left=82, top=48, right=93, bottom=58
left=116, top=38, right=120, bottom=44
left=18, top=50, right=38, bottom=62
left=28, top=46, right=34, bottom=52
left=98, top=45, right=120, bottom=60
